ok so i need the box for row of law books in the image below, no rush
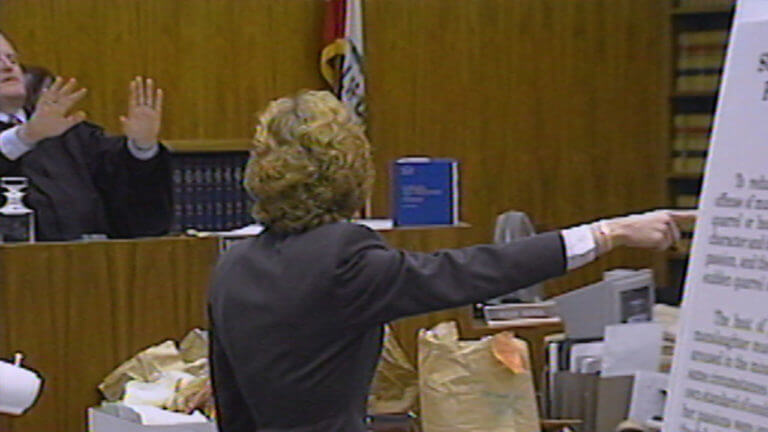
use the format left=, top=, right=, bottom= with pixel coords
left=676, top=30, right=728, bottom=93
left=673, top=114, right=712, bottom=152
left=170, top=153, right=254, bottom=232
left=672, top=153, right=706, bottom=174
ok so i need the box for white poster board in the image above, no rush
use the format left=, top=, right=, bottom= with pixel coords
left=735, top=0, right=768, bottom=22
left=663, top=1, right=768, bottom=431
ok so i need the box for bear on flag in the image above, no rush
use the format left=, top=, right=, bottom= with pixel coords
left=321, top=0, right=366, bottom=124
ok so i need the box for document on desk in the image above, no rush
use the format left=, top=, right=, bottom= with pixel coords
left=569, top=341, right=604, bottom=373
left=629, top=371, right=669, bottom=426
left=664, top=2, right=768, bottom=430
left=602, top=323, right=663, bottom=378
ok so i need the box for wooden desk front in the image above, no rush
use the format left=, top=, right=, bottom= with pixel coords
left=0, top=237, right=218, bottom=432
left=0, top=226, right=560, bottom=432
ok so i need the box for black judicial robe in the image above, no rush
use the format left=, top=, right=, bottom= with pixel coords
left=0, top=121, right=172, bottom=241
left=208, top=221, right=567, bottom=432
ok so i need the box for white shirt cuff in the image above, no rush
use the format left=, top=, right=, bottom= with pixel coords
left=126, top=139, right=160, bottom=160
left=0, top=126, right=36, bottom=160
left=562, top=224, right=598, bottom=270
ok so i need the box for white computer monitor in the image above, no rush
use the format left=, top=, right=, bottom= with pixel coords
left=554, top=269, right=655, bottom=340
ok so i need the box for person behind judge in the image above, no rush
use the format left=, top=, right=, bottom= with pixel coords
left=0, top=32, right=172, bottom=241
left=22, top=65, right=54, bottom=114
left=208, top=90, right=694, bottom=432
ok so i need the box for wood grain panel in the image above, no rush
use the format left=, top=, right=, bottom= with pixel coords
left=365, top=0, right=669, bottom=296
left=0, top=238, right=218, bottom=432
left=0, top=0, right=326, bottom=140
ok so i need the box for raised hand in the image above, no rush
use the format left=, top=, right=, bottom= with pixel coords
left=18, top=77, right=87, bottom=144
left=121, top=76, right=163, bottom=148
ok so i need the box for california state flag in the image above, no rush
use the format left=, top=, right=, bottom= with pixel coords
left=321, top=0, right=366, bottom=124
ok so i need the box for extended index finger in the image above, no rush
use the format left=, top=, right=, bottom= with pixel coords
left=669, top=210, right=697, bottom=223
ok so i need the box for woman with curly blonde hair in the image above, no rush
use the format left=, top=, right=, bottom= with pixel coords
left=208, top=90, right=693, bottom=432
left=244, top=90, right=373, bottom=233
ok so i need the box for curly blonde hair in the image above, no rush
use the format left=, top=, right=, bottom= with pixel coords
left=244, top=90, right=374, bottom=233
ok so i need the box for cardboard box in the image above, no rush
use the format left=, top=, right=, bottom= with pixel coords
left=88, top=407, right=217, bottom=432
left=549, top=373, right=634, bottom=432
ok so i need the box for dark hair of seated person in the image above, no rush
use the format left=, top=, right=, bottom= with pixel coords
left=21, top=65, right=54, bottom=113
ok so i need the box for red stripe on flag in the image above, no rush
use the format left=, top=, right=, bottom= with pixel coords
left=323, top=0, right=346, bottom=44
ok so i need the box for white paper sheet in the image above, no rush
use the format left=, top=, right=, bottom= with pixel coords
left=569, top=341, right=604, bottom=373
left=735, top=0, right=768, bottom=23
left=123, top=404, right=209, bottom=425
left=628, top=371, right=669, bottom=425
left=601, top=322, right=663, bottom=378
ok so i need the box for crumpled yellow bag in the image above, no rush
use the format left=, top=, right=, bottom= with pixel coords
left=98, top=329, right=214, bottom=418
left=367, top=325, right=419, bottom=415
left=99, top=340, right=186, bottom=401
left=418, top=321, right=540, bottom=432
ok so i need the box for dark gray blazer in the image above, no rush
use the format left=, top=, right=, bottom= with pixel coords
left=209, top=221, right=566, bottom=432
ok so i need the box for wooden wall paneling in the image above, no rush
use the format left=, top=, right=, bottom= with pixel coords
left=0, top=238, right=219, bottom=432
left=0, top=0, right=325, bottom=141
left=366, top=0, right=668, bottom=297
left=0, top=0, right=668, bottom=256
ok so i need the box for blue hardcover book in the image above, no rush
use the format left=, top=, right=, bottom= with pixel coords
left=239, top=152, right=254, bottom=226
left=171, top=163, right=184, bottom=232
left=223, top=157, right=235, bottom=229
left=233, top=161, right=245, bottom=227
left=391, top=157, right=459, bottom=226
left=213, top=161, right=225, bottom=231
left=182, top=157, right=196, bottom=229
left=193, top=157, right=205, bottom=229
left=202, top=162, right=214, bottom=230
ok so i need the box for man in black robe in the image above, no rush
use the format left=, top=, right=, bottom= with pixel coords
left=0, top=32, right=172, bottom=241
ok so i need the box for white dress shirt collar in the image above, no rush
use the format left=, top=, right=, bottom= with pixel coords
left=0, top=109, right=28, bottom=124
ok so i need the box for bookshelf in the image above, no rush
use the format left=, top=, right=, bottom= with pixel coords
left=164, top=140, right=469, bottom=236
left=165, top=139, right=254, bottom=233
left=665, top=0, right=735, bottom=303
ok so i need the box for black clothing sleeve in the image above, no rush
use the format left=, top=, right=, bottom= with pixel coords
left=331, top=223, right=567, bottom=326
left=0, top=121, right=172, bottom=240
left=81, top=124, right=173, bottom=238
left=0, top=122, right=22, bottom=175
